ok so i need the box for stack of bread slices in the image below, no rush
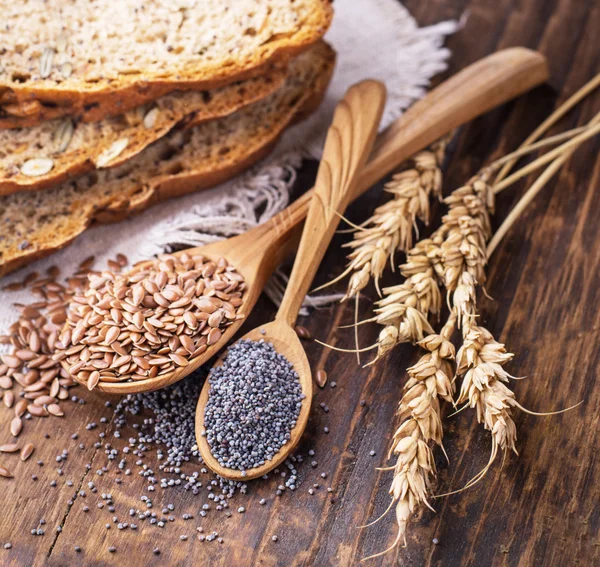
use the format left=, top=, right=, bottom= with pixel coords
left=0, top=0, right=335, bottom=277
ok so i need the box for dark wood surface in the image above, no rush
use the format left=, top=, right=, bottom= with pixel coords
left=1, top=1, right=600, bottom=565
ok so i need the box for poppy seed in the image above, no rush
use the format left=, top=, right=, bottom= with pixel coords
left=204, top=340, right=303, bottom=471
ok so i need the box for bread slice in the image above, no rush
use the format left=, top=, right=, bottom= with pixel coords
left=0, top=42, right=335, bottom=277
left=0, top=68, right=288, bottom=194
left=0, top=0, right=333, bottom=128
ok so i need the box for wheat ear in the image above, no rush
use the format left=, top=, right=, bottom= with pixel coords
left=320, top=140, right=447, bottom=301
left=362, top=313, right=456, bottom=561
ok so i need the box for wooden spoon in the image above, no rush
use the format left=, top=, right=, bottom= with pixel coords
left=195, top=80, right=386, bottom=480
left=69, top=47, right=549, bottom=394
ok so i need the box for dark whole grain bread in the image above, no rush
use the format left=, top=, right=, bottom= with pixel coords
left=0, top=0, right=333, bottom=128
left=0, top=42, right=336, bottom=277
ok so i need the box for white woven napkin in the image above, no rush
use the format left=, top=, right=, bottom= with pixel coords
left=0, top=0, right=458, bottom=334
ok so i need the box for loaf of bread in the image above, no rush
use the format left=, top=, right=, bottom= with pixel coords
left=0, top=42, right=336, bottom=277
left=0, top=0, right=333, bottom=127
left=0, top=68, right=287, bottom=194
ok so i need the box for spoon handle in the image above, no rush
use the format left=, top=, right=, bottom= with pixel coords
left=276, top=80, right=387, bottom=325
left=255, top=47, right=548, bottom=269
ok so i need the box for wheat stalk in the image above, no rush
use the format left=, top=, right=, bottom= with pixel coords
left=419, top=176, right=519, bottom=483
left=361, top=171, right=515, bottom=560
left=357, top=77, right=600, bottom=560
left=368, top=115, right=600, bottom=557
left=363, top=313, right=456, bottom=559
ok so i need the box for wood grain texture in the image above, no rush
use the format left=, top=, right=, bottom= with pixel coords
left=1, top=0, right=599, bottom=565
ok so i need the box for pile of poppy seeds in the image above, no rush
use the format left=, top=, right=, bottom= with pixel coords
left=0, top=258, right=338, bottom=556
left=202, top=339, right=304, bottom=472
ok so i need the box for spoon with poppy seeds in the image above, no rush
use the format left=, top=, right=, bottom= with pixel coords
left=59, top=48, right=549, bottom=394
left=195, top=80, right=386, bottom=480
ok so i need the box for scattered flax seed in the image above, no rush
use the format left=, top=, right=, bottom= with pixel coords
left=0, top=466, right=13, bottom=478
left=10, top=417, right=23, bottom=437
left=0, top=256, right=105, bottom=459
left=2, top=282, right=23, bottom=291
left=315, top=369, right=328, bottom=388
left=20, top=443, right=34, bottom=461
left=294, top=325, right=312, bottom=340
left=56, top=252, right=245, bottom=388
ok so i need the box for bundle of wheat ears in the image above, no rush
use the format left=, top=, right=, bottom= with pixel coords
left=317, top=73, right=600, bottom=557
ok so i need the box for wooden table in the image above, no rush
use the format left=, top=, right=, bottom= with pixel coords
left=1, top=1, right=599, bottom=565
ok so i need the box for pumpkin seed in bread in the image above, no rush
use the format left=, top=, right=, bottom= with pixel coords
left=0, top=68, right=287, bottom=194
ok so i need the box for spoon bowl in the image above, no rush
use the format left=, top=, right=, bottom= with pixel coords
left=196, top=320, right=312, bottom=481
left=64, top=233, right=284, bottom=394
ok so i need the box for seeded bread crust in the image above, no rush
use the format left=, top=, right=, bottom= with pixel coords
left=0, top=42, right=335, bottom=277
left=0, top=68, right=287, bottom=194
left=0, top=0, right=333, bottom=128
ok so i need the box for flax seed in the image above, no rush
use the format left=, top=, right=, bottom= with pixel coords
left=87, top=371, right=100, bottom=391
left=28, top=406, right=48, bottom=418
left=315, top=369, right=328, bottom=388
left=14, top=400, right=27, bottom=417
left=10, top=417, right=23, bottom=436
left=0, top=466, right=13, bottom=478
left=4, top=391, right=14, bottom=408
left=295, top=326, right=312, bottom=340
left=20, top=443, right=34, bottom=461
left=1, top=355, right=21, bottom=369
left=207, top=328, right=222, bottom=346
left=47, top=404, right=64, bottom=417
left=34, top=395, right=56, bottom=406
